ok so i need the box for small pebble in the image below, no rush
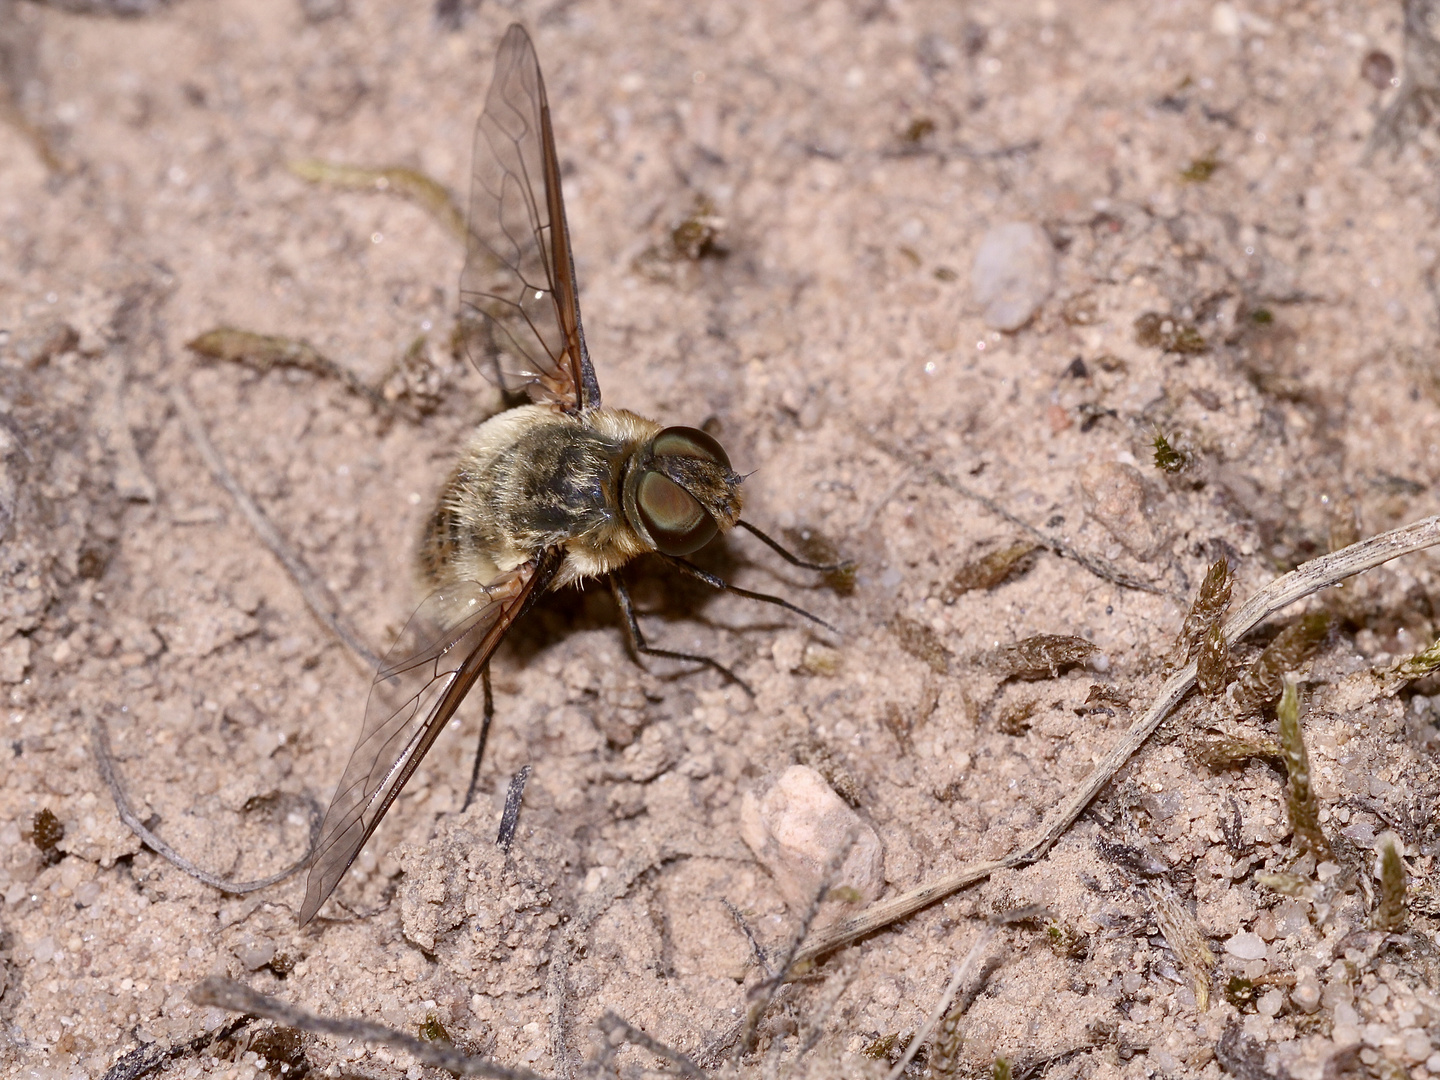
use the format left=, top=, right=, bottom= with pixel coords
left=739, top=765, right=885, bottom=918
left=1079, top=461, right=1168, bottom=561
left=1256, top=989, right=1284, bottom=1017
left=970, top=221, right=1055, bottom=331
left=235, top=940, right=276, bottom=970
left=1223, top=931, right=1267, bottom=961
left=1402, top=1030, right=1433, bottom=1064
left=1291, top=972, right=1322, bottom=1013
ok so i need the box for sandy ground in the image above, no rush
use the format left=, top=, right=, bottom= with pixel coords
left=2, top=0, right=1440, bottom=1077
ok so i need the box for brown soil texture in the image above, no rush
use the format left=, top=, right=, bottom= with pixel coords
left=2, top=1, right=1439, bottom=1078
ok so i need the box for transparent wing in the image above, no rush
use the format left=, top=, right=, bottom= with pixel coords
left=459, top=23, right=600, bottom=413
left=300, top=556, right=557, bottom=923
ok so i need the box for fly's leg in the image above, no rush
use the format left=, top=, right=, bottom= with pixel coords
left=664, top=556, right=840, bottom=634
left=609, top=574, right=754, bottom=696
left=460, top=662, right=495, bottom=813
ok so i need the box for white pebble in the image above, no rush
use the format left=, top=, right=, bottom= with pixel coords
left=739, top=765, right=884, bottom=918
left=1223, top=931, right=1267, bottom=960
left=970, top=221, right=1055, bottom=331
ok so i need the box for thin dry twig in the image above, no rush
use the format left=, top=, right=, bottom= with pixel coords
left=191, top=977, right=551, bottom=1080
left=595, top=1012, right=706, bottom=1080
left=93, top=712, right=319, bottom=893
left=169, top=382, right=382, bottom=671
left=884, top=924, right=1001, bottom=1080
left=738, top=828, right=858, bottom=1055
left=723, top=898, right=774, bottom=976
left=791, top=515, right=1440, bottom=966
left=872, top=438, right=1166, bottom=595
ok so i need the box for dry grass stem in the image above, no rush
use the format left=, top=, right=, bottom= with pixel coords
left=169, top=382, right=382, bottom=671
left=190, top=977, right=551, bottom=1080
left=792, top=515, right=1440, bottom=966
left=92, top=712, right=318, bottom=893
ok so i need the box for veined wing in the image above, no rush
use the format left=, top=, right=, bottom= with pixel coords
left=299, top=553, right=559, bottom=924
left=459, top=23, right=600, bottom=413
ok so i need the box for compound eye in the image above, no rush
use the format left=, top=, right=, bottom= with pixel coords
left=652, top=426, right=731, bottom=470
left=636, top=470, right=718, bottom=555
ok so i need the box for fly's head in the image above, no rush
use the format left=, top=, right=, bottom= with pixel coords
left=622, top=426, right=743, bottom=555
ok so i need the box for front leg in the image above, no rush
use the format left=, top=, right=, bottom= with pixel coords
left=608, top=573, right=753, bottom=695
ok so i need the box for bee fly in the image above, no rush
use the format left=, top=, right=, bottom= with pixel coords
left=300, top=24, right=844, bottom=924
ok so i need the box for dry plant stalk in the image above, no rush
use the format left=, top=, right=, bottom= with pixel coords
left=1277, top=677, right=1333, bottom=862
left=792, top=514, right=1440, bottom=967
left=1230, top=613, right=1331, bottom=717
left=1372, top=831, right=1409, bottom=931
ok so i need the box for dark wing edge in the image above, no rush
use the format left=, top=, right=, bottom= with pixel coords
left=299, top=551, right=561, bottom=924
left=459, top=23, right=599, bottom=414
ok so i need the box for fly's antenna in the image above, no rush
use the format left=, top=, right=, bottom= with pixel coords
left=736, top=519, right=853, bottom=573
left=664, top=556, right=841, bottom=635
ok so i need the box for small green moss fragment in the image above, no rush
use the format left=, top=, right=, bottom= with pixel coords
left=996, top=697, right=1038, bottom=736
left=929, top=1007, right=963, bottom=1079
left=1191, top=733, right=1282, bottom=771
left=1180, top=154, right=1219, bottom=182
left=1250, top=307, right=1274, bottom=325
left=1152, top=429, right=1189, bottom=473
left=1148, top=886, right=1215, bottom=1011
left=1046, top=920, right=1088, bottom=959
left=993, top=1057, right=1013, bottom=1080
left=32, top=807, right=64, bottom=866
left=940, top=542, right=1039, bottom=601
left=1372, top=831, right=1408, bottom=931
left=1196, top=621, right=1231, bottom=698
left=1224, top=976, right=1257, bottom=1010
left=1134, top=311, right=1208, bottom=354
left=1394, top=635, right=1440, bottom=681
left=988, top=634, right=1097, bottom=681
left=892, top=614, right=952, bottom=675
left=1230, top=613, right=1331, bottom=717
left=903, top=116, right=937, bottom=144
left=288, top=159, right=466, bottom=241
left=1176, top=558, right=1233, bottom=663
left=376, top=335, right=448, bottom=419
left=1278, top=677, right=1333, bottom=862
left=249, top=1027, right=307, bottom=1079
left=267, top=952, right=296, bottom=977
left=781, top=527, right=856, bottom=595
left=1256, top=872, right=1313, bottom=897
left=417, top=1013, right=451, bottom=1043
left=800, top=642, right=842, bottom=676
left=861, top=1033, right=899, bottom=1060
left=671, top=197, right=725, bottom=261
left=187, top=327, right=386, bottom=410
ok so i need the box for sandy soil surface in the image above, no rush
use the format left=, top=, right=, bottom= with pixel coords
left=2, top=0, right=1439, bottom=1078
